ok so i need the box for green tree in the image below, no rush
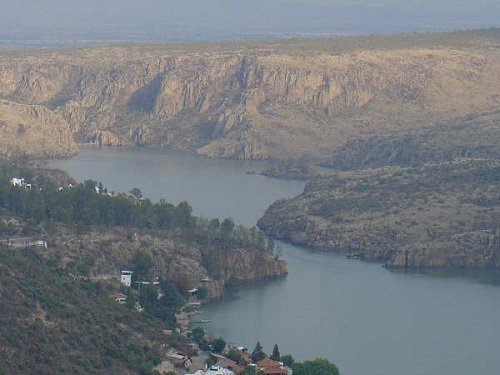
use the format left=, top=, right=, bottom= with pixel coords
left=129, top=187, right=143, bottom=199
left=251, top=342, right=265, bottom=363
left=226, top=349, right=246, bottom=365
left=220, top=217, right=235, bottom=247
left=155, top=278, right=185, bottom=324
left=211, top=337, right=226, bottom=354
left=281, top=354, right=294, bottom=367
left=199, top=338, right=210, bottom=351
left=208, top=218, right=221, bottom=242
left=131, top=251, right=153, bottom=282
left=206, top=355, right=217, bottom=368
left=292, top=358, right=340, bottom=375
left=191, top=327, right=205, bottom=343
left=139, top=284, right=158, bottom=312
left=176, top=201, right=193, bottom=227
left=270, top=344, right=280, bottom=362
left=195, top=286, right=208, bottom=299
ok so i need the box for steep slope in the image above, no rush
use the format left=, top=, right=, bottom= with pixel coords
left=0, top=169, right=286, bottom=299
left=0, top=248, right=167, bottom=375
left=0, top=30, right=498, bottom=160
left=0, top=99, right=77, bottom=159
left=258, top=159, right=500, bottom=268
left=323, top=109, right=500, bottom=169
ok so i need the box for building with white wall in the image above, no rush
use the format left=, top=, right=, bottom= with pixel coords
left=120, top=270, right=133, bottom=287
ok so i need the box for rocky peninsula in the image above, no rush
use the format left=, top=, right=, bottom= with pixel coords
left=258, top=159, right=500, bottom=268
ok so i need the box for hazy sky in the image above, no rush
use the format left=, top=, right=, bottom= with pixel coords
left=0, top=0, right=498, bottom=43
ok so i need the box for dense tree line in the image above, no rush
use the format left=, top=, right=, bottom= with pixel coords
left=0, top=171, right=275, bottom=264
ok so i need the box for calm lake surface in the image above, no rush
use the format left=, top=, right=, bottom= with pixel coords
left=51, top=147, right=500, bottom=375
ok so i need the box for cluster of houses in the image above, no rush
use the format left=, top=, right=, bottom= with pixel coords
left=11, top=176, right=75, bottom=193
left=185, top=351, right=292, bottom=375
left=111, top=270, right=163, bottom=311
left=112, top=270, right=292, bottom=375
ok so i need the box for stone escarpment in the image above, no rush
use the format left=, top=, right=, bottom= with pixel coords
left=258, top=159, right=500, bottom=268
left=222, top=249, right=287, bottom=281
left=47, top=228, right=286, bottom=299
left=0, top=30, right=499, bottom=160
left=323, top=109, right=500, bottom=170
left=204, top=250, right=287, bottom=298
left=0, top=99, right=77, bottom=159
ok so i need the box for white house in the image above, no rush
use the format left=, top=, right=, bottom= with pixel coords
left=10, top=178, right=32, bottom=190
left=28, top=240, right=48, bottom=248
left=10, top=177, right=25, bottom=187
left=186, top=366, right=234, bottom=375
left=120, top=270, right=133, bottom=287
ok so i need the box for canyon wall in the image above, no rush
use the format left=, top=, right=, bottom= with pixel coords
left=0, top=30, right=499, bottom=160
left=0, top=99, right=77, bottom=159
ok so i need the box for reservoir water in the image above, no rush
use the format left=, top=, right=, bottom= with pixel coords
left=51, top=147, right=500, bottom=375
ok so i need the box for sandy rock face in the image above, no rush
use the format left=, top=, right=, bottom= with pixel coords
left=0, top=32, right=498, bottom=160
left=0, top=99, right=77, bottom=159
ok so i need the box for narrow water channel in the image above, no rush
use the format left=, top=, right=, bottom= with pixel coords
left=51, top=147, right=500, bottom=375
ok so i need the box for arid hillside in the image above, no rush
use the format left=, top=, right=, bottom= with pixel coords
left=0, top=29, right=498, bottom=160
left=0, top=100, right=77, bottom=159
left=258, top=159, right=500, bottom=268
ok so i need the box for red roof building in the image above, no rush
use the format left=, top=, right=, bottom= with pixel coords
left=256, top=359, right=289, bottom=375
left=110, top=293, right=127, bottom=304
left=211, top=353, right=244, bottom=374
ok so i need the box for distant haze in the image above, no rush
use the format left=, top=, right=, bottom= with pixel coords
left=0, top=0, right=499, bottom=46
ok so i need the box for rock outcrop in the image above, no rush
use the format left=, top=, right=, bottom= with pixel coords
left=0, top=99, right=77, bottom=159
left=0, top=30, right=499, bottom=160
left=258, top=159, right=500, bottom=268
left=48, top=227, right=286, bottom=299
left=222, top=249, right=287, bottom=282
left=323, top=109, right=500, bottom=170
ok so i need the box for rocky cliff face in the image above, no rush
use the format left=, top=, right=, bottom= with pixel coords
left=222, top=248, right=287, bottom=281
left=0, top=30, right=499, bottom=160
left=323, top=109, right=500, bottom=169
left=0, top=99, right=77, bottom=159
left=48, top=227, right=286, bottom=299
left=258, top=159, right=500, bottom=268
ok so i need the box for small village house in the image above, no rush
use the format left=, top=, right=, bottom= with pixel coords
left=120, top=270, right=133, bottom=287
left=110, top=293, right=127, bottom=304
left=210, top=353, right=244, bottom=374
left=187, top=365, right=234, bottom=375
left=256, top=358, right=290, bottom=375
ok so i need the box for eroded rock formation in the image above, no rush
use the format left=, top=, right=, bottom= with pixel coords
left=0, top=99, right=77, bottom=159
left=0, top=30, right=499, bottom=160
